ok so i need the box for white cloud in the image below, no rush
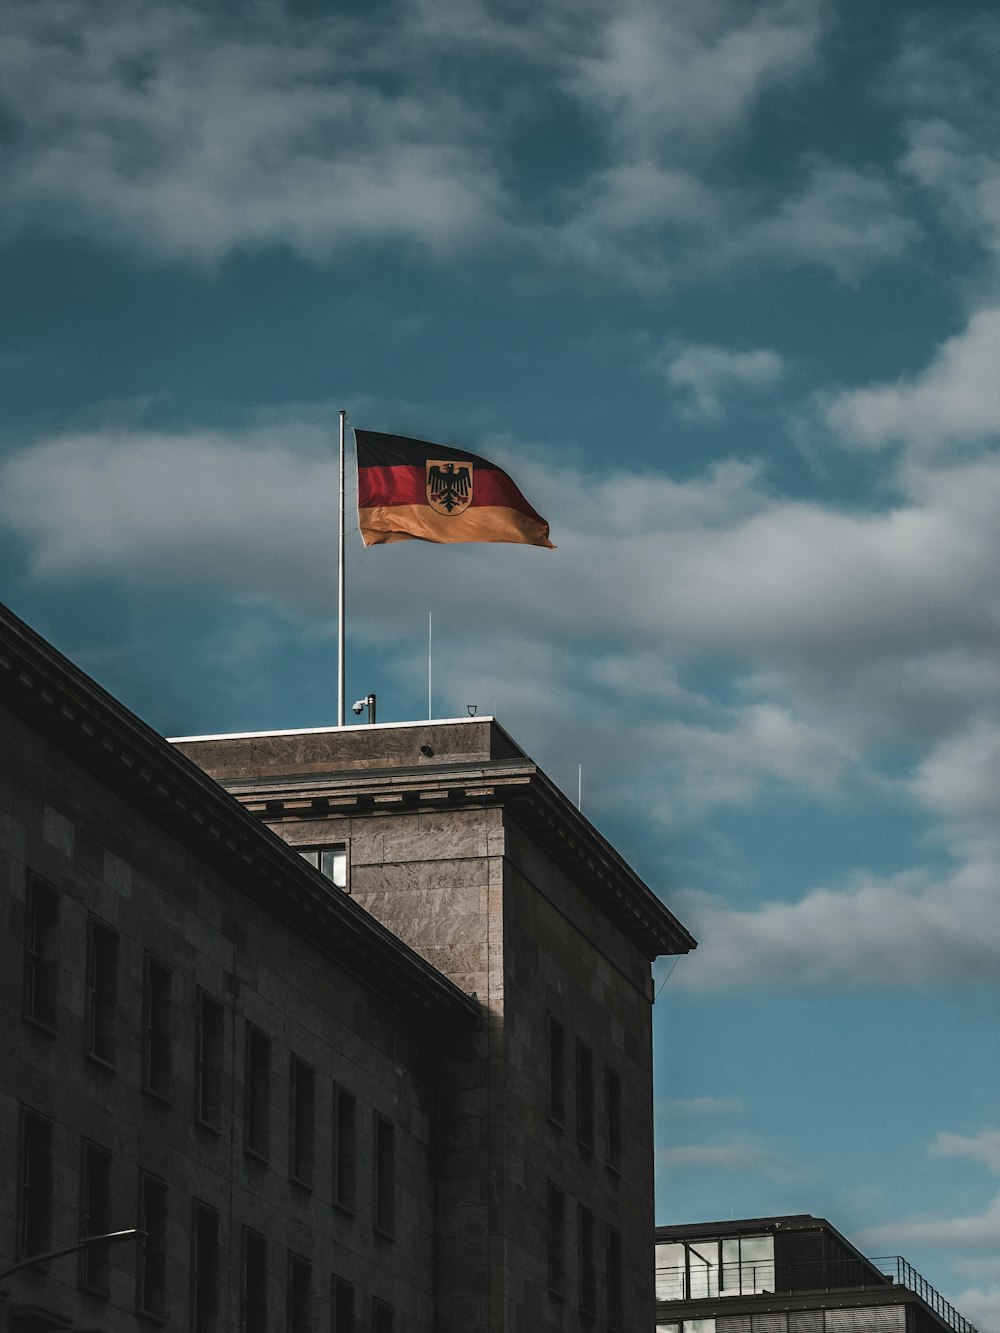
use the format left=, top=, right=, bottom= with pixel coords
left=909, top=721, right=1000, bottom=861
left=662, top=343, right=786, bottom=420
left=658, top=1097, right=743, bottom=1116
left=823, top=306, right=1000, bottom=454
left=0, top=424, right=340, bottom=609
left=860, top=1192, right=1000, bottom=1251
left=0, top=0, right=508, bottom=263
left=726, top=161, right=917, bottom=282
left=671, top=857, right=1000, bottom=993
left=954, top=1285, right=1000, bottom=1333
left=658, top=1136, right=807, bottom=1182
left=0, top=0, right=910, bottom=286
left=930, top=1129, right=1000, bottom=1176
left=565, top=0, right=822, bottom=154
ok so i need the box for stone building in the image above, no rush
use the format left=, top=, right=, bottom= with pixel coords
left=0, top=598, right=694, bottom=1332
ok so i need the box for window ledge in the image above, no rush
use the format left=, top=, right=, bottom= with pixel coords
left=23, top=1013, right=57, bottom=1037
left=85, top=1051, right=118, bottom=1073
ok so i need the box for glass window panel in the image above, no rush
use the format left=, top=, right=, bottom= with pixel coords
left=655, top=1243, right=686, bottom=1300
left=320, top=848, right=347, bottom=888
left=686, top=1321, right=716, bottom=1333
left=686, top=1243, right=719, bottom=1298
left=741, top=1235, right=773, bottom=1293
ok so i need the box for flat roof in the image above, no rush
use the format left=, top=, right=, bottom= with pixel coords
left=169, top=715, right=496, bottom=743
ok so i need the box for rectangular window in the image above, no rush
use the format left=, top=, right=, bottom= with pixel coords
left=17, top=1109, right=53, bottom=1259
left=79, top=1140, right=112, bottom=1296
left=548, top=1016, right=565, bottom=1125
left=192, top=1202, right=220, bottom=1333
left=332, top=1085, right=356, bottom=1212
left=373, top=1114, right=395, bottom=1237
left=137, top=1173, right=167, bottom=1319
left=23, top=879, right=59, bottom=1031
left=606, top=1225, right=623, bottom=1332
left=576, top=1040, right=594, bottom=1151
left=578, top=1203, right=596, bottom=1315
left=143, top=955, right=173, bottom=1100
left=87, top=918, right=119, bottom=1065
left=290, top=1056, right=316, bottom=1187
left=287, top=1252, right=312, bottom=1333
left=196, top=991, right=224, bottom=1129
left=298, top=844, right=348, bottom=889
left=605, top=1067, right=622, bottom=1169
left=241, top=1228, right=268, bottom=1333
left=244, top=1025, right=271, bottom=1160
left=547, top=1183, right=566, bottom=1297
left=332, top=1276, right=355, bottom=1333
left=371, top=1298, right=395, bottom=1333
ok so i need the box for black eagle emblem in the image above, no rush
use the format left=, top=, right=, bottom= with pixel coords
left=426, top=460, right=474, bottom=515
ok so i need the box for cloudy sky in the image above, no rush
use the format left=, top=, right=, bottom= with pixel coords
left=2, top=0, right=998, bottom=1324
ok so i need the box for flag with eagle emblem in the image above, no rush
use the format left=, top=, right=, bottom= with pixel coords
left=354, top=429, right=554, bottom=548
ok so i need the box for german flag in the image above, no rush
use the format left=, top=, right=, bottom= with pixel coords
left=355, top=429, right=554, bottom=548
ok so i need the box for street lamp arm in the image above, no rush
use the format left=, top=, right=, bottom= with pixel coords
left=0, top=1229, right=145, bottom=1282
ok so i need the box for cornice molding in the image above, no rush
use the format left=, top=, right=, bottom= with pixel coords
left=223, top=758, right=697, bottom=961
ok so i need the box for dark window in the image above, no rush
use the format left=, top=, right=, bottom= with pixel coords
left=23, top=879, right=59, bottom=1031
left=373, top=1114, right=395, bottom=1237
left=240, top=1228, right=267, bottom=1333
left=290, top=1056, right=315, bottom=1187
left=143, top=955, right=173, bottom=1100
left=17, top=1109, right=53, bottom=1259
left=244, top=1025, right=271, bottom=1160
left=578, top=1204, right=596, bottom=1316
left=605, top=1067, right=622, bottom=1169
left=332, top=1085, right=356, bottom=1212
left=548, top=1016, right=565, bottom=1125
left=606, top=1224, right=623, bottom=1331
left=137, top=1173, right=167, bottom=1319
left=332, top=1276, right=355, bottom=1333
left=287, top=1252, right=312, bottom=1333
left=372, top=1298, right=395, bottom=1333
left=547, top=1183, right=566, bottom=1297
left=87, top=918, right=119, bottom=1065
left=79, top=1140, right=112, bottom=1295
left=297, top=845, right=348, bottom=889
left=192, top=1202, right=220, bottom=1333
left=196, top=992, right=224, bottom=1129
left=576, top=1040, right=594, bottom=1151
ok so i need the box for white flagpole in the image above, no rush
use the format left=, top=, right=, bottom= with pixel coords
left=427, top=611, right=433, bottom=719
left=338, top=409, right=346, bottom=726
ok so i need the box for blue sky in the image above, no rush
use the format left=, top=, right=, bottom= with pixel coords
left=2, top=0, right=998, bottom=1323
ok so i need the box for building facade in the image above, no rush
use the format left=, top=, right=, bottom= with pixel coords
left=655, top=1215, right=978, bottom=1333
left=0, top=599, right=694, bottom=1333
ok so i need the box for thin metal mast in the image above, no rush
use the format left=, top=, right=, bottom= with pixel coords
left=428, top=611, right=433, bottom=719
left=338, top=409, right=346, bottom=726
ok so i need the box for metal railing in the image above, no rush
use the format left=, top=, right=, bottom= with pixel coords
left=655, top=1255, right=978, bottom=1333
left=871, top=1257, right=979, bottom=1333
left=655, top=1257, right=889, bottom=1301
